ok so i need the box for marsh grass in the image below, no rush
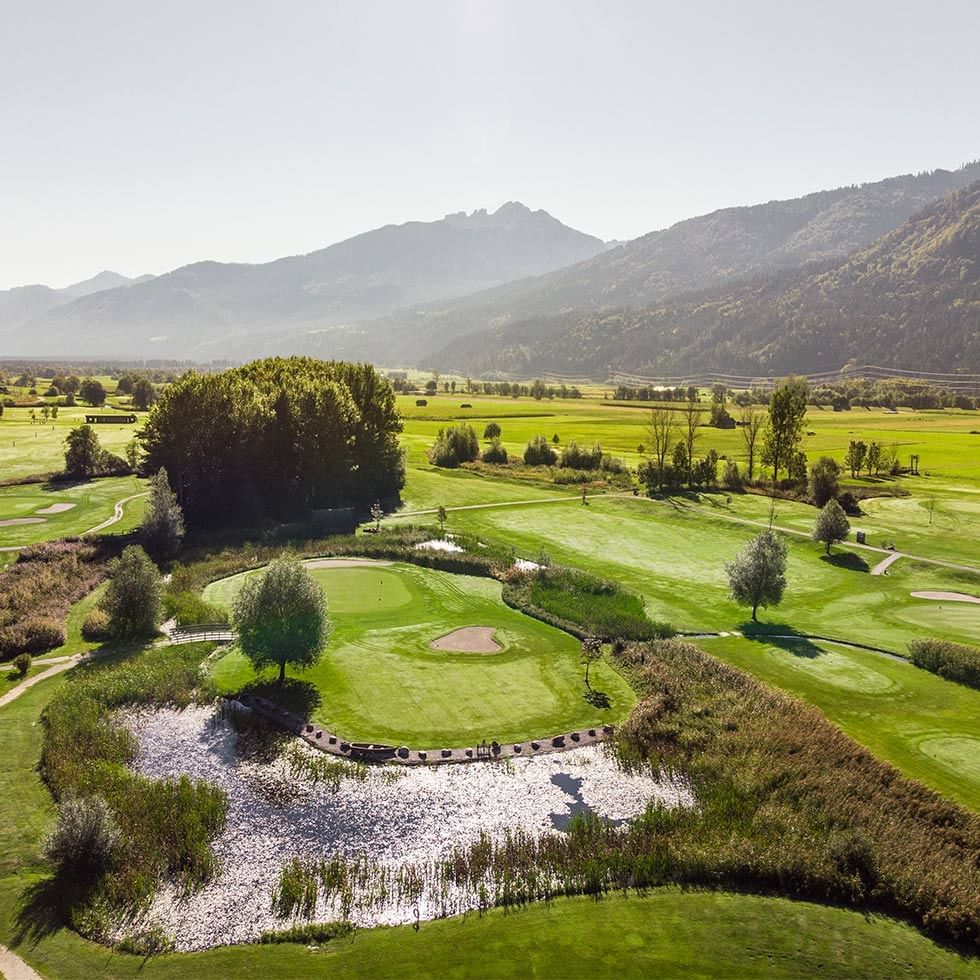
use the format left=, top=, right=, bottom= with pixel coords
left=37, top=642, right=227, bottom=928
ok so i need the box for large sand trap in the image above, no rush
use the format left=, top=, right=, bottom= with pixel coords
left=911, top=591, right=980, bottom=605
left=0, top=517, right=45, bottom=527
left=304, top=557, right=392, bottom=569
left=35, top=502, right=76, bottom=515
left=430, top=626, right=502, bottom=653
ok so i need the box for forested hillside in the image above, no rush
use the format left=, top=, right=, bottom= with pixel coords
left=422, top=181, right=980, bottom=376
left=353, top=163, right=980, bottom=365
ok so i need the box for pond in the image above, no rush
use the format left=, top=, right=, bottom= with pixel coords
left=123, top=705, right=692, bottom=950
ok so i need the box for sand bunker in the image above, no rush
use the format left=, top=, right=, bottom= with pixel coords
left=430, top=626, right=502, bottom=653
left=415, top=539, right=464, bottom=553
left=911, top=591, right=980, bottom=605
left=304, top=558, right=392, bottom=569
left=0, top=517, right=45, bottom=527
left=35, top=502, right=76, bottom=515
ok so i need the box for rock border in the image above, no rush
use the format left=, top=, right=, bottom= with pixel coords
left=234, top=694, right=613, bottom=766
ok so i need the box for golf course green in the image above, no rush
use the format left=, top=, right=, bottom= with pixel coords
left=207, top=560, right=635, bottom=746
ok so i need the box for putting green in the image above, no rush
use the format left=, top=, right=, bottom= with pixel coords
left=208, top=561, right=635, bottom=746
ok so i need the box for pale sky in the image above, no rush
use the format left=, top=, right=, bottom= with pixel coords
left=2, top=0, right=978, bottom=289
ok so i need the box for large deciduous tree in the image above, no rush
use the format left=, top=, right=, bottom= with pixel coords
left=808, top=456, right=840, bottom=507
left=761, top=377, right=808, bottom=482
left=64, top=424, right=102, bottom=478
left=233, top=558, right=330, bottom=685
left=139, top=358, right=404, bottom=528
left=725, top=530, right=788, bottom=621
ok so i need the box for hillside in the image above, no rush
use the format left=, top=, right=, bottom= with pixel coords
left=422, top=182, right=980, bottom=377
left=344, top=163, right=980, bottom=365
left=2, top=204, right=608, bottom=357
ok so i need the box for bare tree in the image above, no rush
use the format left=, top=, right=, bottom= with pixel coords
left=740, top=406, right=765, bottom=481
left=681, top=402, right=703, bottom=487
left=647, top=407, right=677, bottom=491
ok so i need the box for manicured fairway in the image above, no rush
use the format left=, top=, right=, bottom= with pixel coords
left=208, top=561, right=635, bottom=745
left=413, top=493, right=980, bottom=652
left=0, top=475, right=146, bottom=547
left=703, top=635, right=980, bottom=811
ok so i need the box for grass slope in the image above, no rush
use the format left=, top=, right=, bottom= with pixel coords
left=704, top=635, right=980, bottom=811
left=0, top=475, right=146, bottom=548
left=208, top=562, right=635, bottom=745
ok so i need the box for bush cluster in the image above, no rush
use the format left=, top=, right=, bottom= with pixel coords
left=81, top=608, right=111, bottom=641
left=430, top=424, right=479, bottom=468
left=480, top=439, right=509, bottom=465
left=909, top=638, right=980, bottom=690
left=523, top=435, right=558, bottom=466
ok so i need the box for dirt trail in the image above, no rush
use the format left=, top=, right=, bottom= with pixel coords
left=0, top=944, right=42, bottom=980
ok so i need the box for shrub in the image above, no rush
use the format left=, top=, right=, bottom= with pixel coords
left=599, top=453, right=627, bottom=474
left=909, top=638, right=980, bottom=690
left=483, top=422, right=501, bottom=440
left=81, top=608, right=111, bottom=641
left=162, top=589, right=229, bottom=627
left=12, top=652, right=32, bottom=677
left=560, top=442, right=603, bottom=470
left=523, top=435, right=557, bottom=466
left=101, top=546, right=162, bottom=640
left=430, top=424, right=479, bottom=468
left=1, top=618, right=66, bottom=655
left=506, top=565, right=673, bottom=641
left=46, top=796, right=120, bottom=879
left=481, top=439, right=509, bottom=464
left=722, top=459, right=744, bottom=492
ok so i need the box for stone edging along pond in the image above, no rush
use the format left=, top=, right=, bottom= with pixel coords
left=232, top=694, right=614, bottom=766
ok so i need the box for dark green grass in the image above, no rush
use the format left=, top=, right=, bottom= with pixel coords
left=208, top=562, right=635, bottom=745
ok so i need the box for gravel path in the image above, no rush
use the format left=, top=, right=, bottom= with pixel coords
left=125, top=705, right=692, bottom=950
left=0, top=944, right=42, bottom=980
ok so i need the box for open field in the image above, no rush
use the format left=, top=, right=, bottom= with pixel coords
left=0, top=403, right=144, bottom=481
left=0, top=474, right=146, bottom=548
left=704, top=635, right=980, bottom=811
left=207, top=561, right=635, bottom=746
left=393, top=492, right=980, bottom=652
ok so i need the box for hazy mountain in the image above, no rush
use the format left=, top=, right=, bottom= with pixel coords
left=4, top=204, right=608, bottom=356
left=345, top=162, right=980, bottom=365
left=0, top=270, right=149, bottom=341
left=423, top=181, right=980, bottom=377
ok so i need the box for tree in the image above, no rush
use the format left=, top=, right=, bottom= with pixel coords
left=79, top=378, right=106, bottom=406
left=647, top=407, right=677, bottom=491
left=64, top=425, right=102, bottom=477
left=761, top=377, right=808, bottom=482
left=725, top=530, right=788, bottom=621
left=125, top=439, right=140, bottom=472
left=866, top=441, right=882, bottom=476
left=101, top=545, right=162, bottom=640
left=437, top=505, right=447, bottom=535
left=844, top=440, right=867, bottom=479
left=722, top=459, right=744, bottom=492
left=580, top=636, right=603, bottom=688
left=370, top=501, right=383, bottom=531
left=812, top=499, right=850, bottom=554
left=425, top=379, right=438, bottom=395
left=808, top=456, right=840, bottom=507
left=141, top=468, right=186, bottom=558
left=483, top=422, right=501, bottom=440
left=233, top=558, right=330, bottom=685
left=739, top=406, right=764, bottom=481
left=132, top=378, right=157, bottom=410
left=681, top=403, right=702, bottom=487
left=524, top=435, right=558, bottom=466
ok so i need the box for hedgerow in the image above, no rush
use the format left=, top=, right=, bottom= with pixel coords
left=909, top=637, right=980, bottom=690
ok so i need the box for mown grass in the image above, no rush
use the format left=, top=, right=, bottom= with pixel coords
left=0, top=475, right=146, bottom=548
left=209, top=562, right=634, bottom=745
